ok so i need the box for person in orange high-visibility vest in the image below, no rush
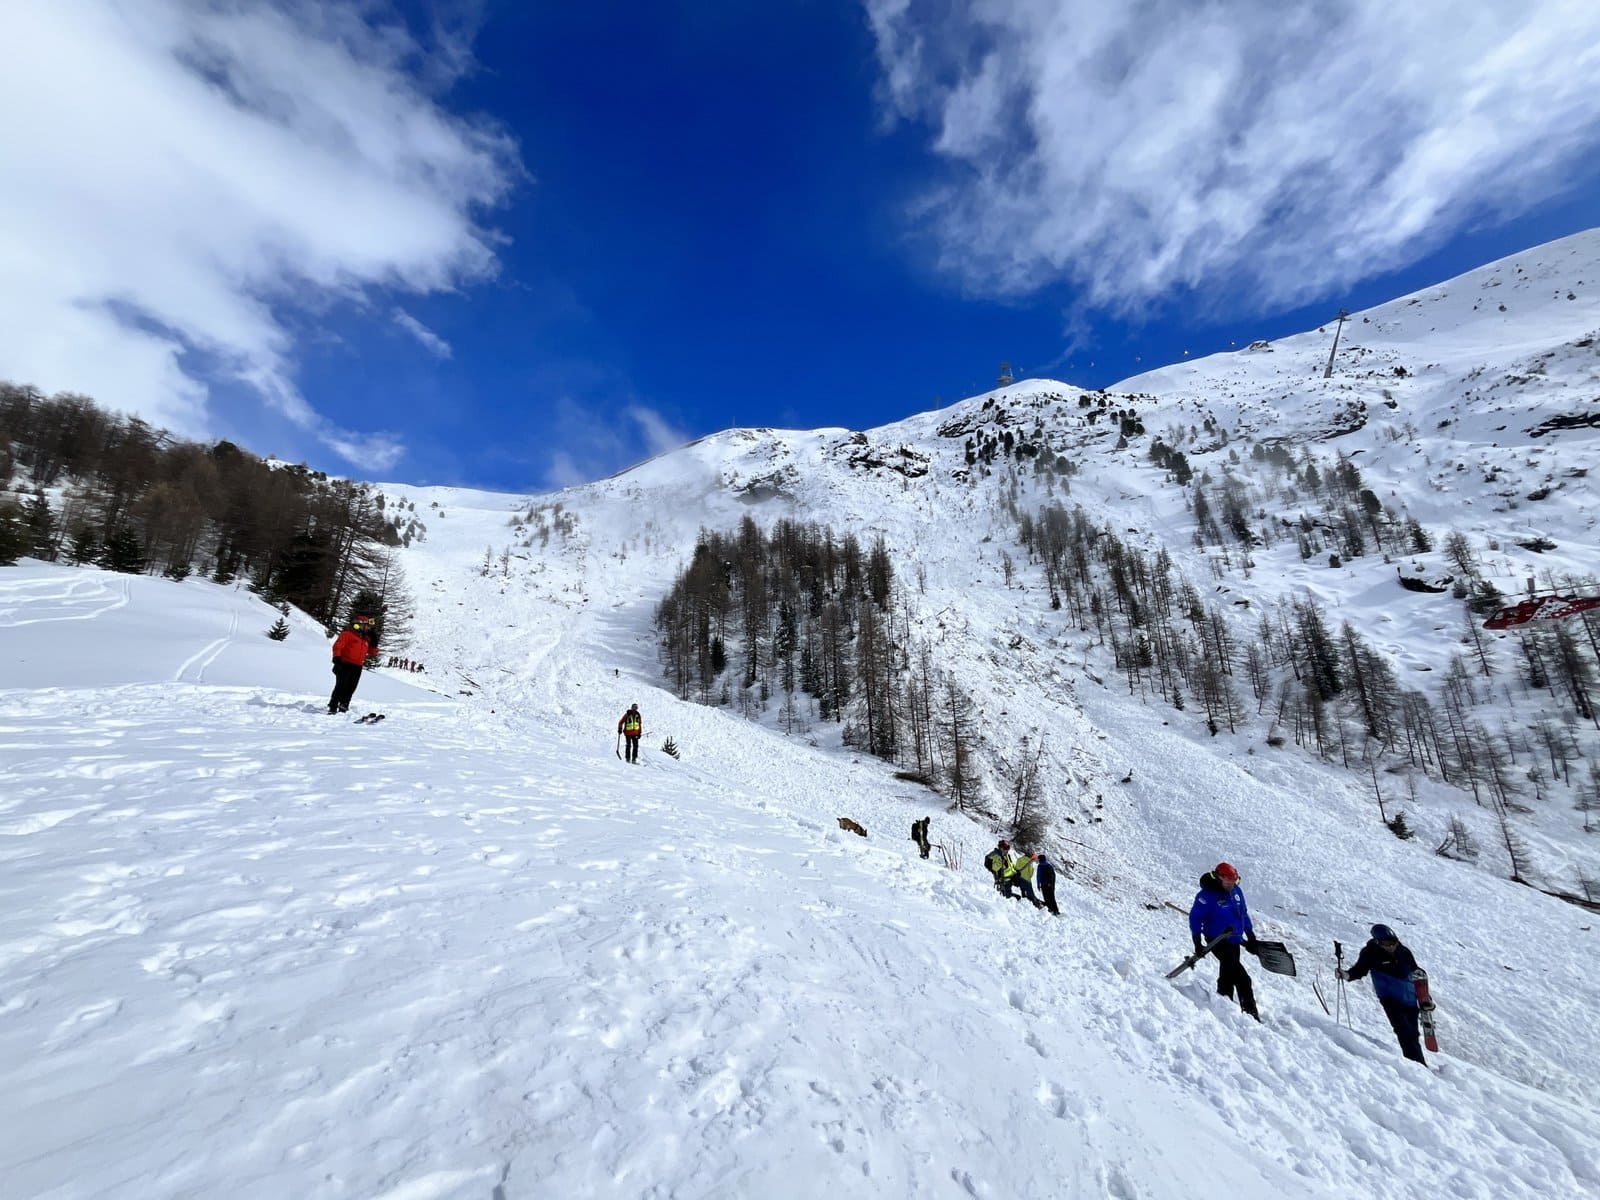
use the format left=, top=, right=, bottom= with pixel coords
left=328, top=615, right=374, bottom=714
left=618, top=703, right=642, bottom=763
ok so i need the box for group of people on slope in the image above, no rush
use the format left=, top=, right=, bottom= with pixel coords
left=1188, top=861, right=1432, bottom=1064
left=983, top=838, right=1062, bottom=916
left=384, top=656, right=425, bottom=672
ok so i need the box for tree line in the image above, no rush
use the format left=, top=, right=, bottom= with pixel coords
left=1015, top=495, right=1600, bottom=903
left=0, top=382, right=419, bottom=645
left=655, top=517, right=989, bottom=812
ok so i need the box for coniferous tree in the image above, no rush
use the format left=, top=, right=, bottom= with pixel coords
left=0, top=501, right=25, bottom=565
left=100, top=525, right=145, bottom=574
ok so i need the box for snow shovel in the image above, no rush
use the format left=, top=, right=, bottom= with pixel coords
left=1247, top=940, right=1297, bottom=977
left=1166, top=928, right=1233, bottom=979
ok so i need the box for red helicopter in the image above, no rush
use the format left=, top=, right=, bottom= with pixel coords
left=1484, top=592, right=1600, bottom=630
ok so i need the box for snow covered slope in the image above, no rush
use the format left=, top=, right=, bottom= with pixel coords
left=4, top=230, right=1600, bottom=1198
left=4, top=561, right=1599, bottom=1200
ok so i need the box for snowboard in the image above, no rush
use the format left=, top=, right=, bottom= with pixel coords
left=1412, top=969, right=1440, bottom=1052
left=1248, top=940, right=1297, bottom=977
left=1167, top=928, right=1234, bottom=979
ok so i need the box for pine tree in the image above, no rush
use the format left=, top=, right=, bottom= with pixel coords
left=267, top=617, right=291, bottom=641
left=100, top=525, right=146, bottom=574
left=67, top=526, right=99, bottom=565
left=23, top=490, right=54, bottom=558
left=0, top=501, right=26, bottom=565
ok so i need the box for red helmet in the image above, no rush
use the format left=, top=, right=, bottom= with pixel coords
left=1215, top=861, right=1239, bottom=883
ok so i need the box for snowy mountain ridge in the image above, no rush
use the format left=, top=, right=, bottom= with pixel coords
left=3, top=230, right=1600, bottom=1198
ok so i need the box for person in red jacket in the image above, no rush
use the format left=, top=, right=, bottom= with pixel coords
left=328, top=615, right=374, bottom=714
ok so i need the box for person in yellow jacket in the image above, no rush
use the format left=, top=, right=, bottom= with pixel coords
left=617, top=703, right=643, bottom=763
left=1002, top=850, right=1045, bottom=908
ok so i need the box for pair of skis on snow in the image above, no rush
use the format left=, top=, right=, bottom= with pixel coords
left=353, top=712, right=386, bottom=724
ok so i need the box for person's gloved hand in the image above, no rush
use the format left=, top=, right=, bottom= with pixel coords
left=1192, top=935, right=1204, bottom=956
left=1244, top=932, right=1260, bottom=954
left=1336, top=968, right=1350, bottom=981
left=1420, top=999, right=1435, bottom=1011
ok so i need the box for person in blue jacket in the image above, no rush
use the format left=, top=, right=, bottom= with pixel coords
left=1340, top=924, right=1427, bottom=1065
left=1188, top=861, right=1260, bottom=1020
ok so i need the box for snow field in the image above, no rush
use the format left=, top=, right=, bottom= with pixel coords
left=6, top=562, right=1600, bottom=1198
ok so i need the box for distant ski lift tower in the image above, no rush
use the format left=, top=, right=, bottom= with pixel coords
left=998, top=361, right=1014, bottom=386
left=1322, top=309, right=1350, bottom=378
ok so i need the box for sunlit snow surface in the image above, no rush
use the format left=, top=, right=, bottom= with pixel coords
left=4, top=231, right=1600, bottom=1198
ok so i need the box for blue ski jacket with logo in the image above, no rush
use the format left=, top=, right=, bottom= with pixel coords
left=1345, top=938, right=1420, bottom=1007
left=1189, top=873, right=1254, bottom=943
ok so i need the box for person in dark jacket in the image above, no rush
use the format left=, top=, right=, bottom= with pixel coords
left=1340, top=924, right=1428, bottom=1065
left=911, top=817, right=932, bottom=860
left=1035, top=853, right=1060, bottom=915
left=328, top=615, right=374, bottom=714
left=1188, top=861, right=1259, bottom=1019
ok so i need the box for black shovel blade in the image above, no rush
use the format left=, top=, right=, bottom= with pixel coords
left=1251, top=940, right=1297, bottom=977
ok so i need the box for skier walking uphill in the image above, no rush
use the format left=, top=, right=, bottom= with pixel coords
left=1339, top=925, right=1429, bottom=1065
left=1189, top=862, right=1260, bottom=1020
left=911, top=817, right=932, bottom=860
left=328, top=616, right=374, bottom=715
left=618, top=703, right=643, bottom=763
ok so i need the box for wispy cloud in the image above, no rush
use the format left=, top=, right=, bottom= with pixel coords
left=0, top=0, right=519, bottom=470
left=530, top=395, right=692, bottom=491
left=626, top=405, right=689, bottom=457
left=865, top=0, right=1600, bottom=312
left=392, top=308, right=453, bottom=359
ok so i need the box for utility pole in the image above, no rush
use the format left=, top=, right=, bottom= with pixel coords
left=1322, top=309, right=1350, bottom=378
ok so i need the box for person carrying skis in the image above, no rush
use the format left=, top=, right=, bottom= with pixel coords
left=1188, top=861, right=1260, bottom=1020
left=911, top=817, right=932, bottom=860
left=1339, top=924, right=1428, bottom=1065
left=984, top=839, right=1012, bottom=891
left=1035, top=853, right=1060, bottom=915
left=617, top=703, right=643, bottom=763
left=328, top=615, right=375, bottom=714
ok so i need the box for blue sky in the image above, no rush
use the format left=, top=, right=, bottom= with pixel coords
left=4, top=1, right=1599, bottom=492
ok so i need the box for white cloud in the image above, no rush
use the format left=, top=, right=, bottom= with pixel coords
left=392, top=308, right=453, bottom=359
left=0, top=0, right=518, bottom=470
left=865, top=0, right=1600, bottom=311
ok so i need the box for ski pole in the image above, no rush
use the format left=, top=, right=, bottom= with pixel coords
left=1334, top=940, right=1350, bottom=1028
left=615, top=730, right=622, bottom=759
